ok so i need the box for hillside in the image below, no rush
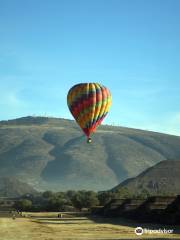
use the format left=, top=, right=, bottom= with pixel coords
left=0, top=116, right=180, bottom=191
left=0, top=177, right=37, bottom=197
left=113, top=160, right=180, bottom=195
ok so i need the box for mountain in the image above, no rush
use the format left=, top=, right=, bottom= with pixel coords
left=113, top=160, right=180, bottom=195
left=0, top=116, right=180, bottom=191
left=0, top=177, right=37, bottom=197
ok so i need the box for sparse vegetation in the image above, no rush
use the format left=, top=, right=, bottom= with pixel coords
left=1, top=116, right=180, bottom=192
left=13, top=190, right=100, bottom=212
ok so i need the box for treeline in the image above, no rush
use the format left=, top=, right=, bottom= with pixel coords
left=13, top=188, right=151, bottom=212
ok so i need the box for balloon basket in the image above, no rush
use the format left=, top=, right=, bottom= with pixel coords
left=87, top=137, right=92, bottom=143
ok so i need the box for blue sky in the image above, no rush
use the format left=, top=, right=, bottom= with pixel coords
left=0, top=0, right=180, bottom=135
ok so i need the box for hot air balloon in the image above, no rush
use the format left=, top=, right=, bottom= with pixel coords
left=67, top=83, right=112, bottom=143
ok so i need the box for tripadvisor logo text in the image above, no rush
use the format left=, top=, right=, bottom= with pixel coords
left=135, top=227, right=143, bottom=235
left=135, top=227, right=173, bottom=235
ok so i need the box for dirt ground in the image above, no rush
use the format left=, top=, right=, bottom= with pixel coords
left=0, top=212, right=180, bottom=240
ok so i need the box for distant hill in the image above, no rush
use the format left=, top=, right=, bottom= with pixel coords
left=0, top=116, right=180, bottom=191
left=0, top=177, right=37, bottom=197
left=113, top=160, right=180, bottom=195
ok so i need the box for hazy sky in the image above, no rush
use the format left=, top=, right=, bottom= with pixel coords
left=0, top=0, right=180, bottom=135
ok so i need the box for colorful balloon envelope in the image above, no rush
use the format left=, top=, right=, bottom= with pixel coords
left=67, top=83, right=112, bottom=142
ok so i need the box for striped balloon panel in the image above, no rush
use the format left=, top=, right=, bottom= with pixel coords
left=67, top=83, right=112, bottom=137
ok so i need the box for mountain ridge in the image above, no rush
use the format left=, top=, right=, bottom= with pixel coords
left=0, top=116, right=180, bottom=191
left=0, top=177, right=37, bottom=197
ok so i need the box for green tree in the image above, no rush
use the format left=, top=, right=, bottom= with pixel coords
left=71, top=191, right=99, bottom=210
left=71, top=192, right=84, bottom=210
left=66, top=190, right=76, bottom=200
left=83, top=191, right=99, bottom=208
left=98, top=191, right=113, bottom=205
left=46, top=196, right=71, bottom=211
left=14, top=199, right=32, bottom=211
left=42, top=191, right=54, bottom=199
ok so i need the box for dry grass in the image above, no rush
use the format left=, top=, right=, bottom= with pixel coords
left=0, top=212, right=179, bottom=240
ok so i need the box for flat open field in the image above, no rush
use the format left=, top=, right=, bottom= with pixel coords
left=0, top=212, right=180, bottom=240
